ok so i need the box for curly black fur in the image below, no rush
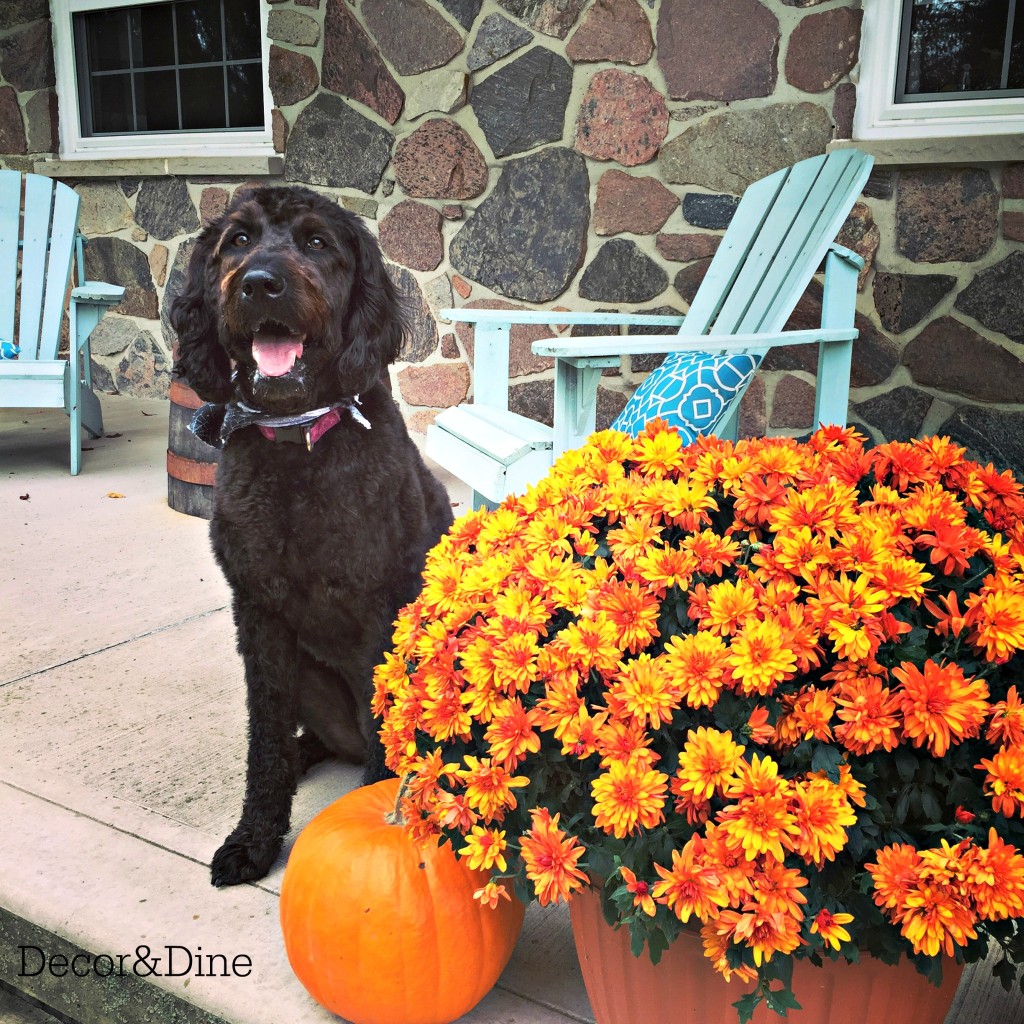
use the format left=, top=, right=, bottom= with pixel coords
left=170, top=186, right=453, bottom=887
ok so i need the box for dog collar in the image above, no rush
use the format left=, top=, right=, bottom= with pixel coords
left=189, top=395, right=370, bottom=451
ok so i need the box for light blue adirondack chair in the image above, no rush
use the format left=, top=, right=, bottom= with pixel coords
left=0, top=171, right=125, bottom=474
left=427, top=149, right=874, bottom=507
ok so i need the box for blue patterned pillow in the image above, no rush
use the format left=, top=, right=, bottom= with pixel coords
left=611, top=350, right=760, bottom=441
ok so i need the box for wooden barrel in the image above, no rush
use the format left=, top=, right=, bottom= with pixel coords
left=167, top=378, right=220, bottom=519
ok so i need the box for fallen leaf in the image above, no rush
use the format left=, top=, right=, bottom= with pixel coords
left=105, top=432, right=123, bottom=439
left=141, top=410, right=155, bottom=416
left=19, top=493, right=29, bottom=500
left=106, top=492, right=126, bottom=499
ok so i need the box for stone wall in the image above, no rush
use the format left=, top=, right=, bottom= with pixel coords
left=2, top=0, right=1023, bottom=472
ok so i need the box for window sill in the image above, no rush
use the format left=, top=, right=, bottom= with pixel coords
left=33, top=154, right=285, bottom=178
left=829, top=136, right=1023, bottom=167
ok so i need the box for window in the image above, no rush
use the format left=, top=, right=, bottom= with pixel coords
left=855, top=0, right=1024, bottom=140
left=52, top=0, right=273, bottom=161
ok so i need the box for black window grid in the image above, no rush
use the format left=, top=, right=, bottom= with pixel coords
left=73, top=0, right=263, bottom=137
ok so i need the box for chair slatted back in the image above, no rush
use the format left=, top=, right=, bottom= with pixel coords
left=683, top=150, right=873, bottom=348
left=0, top=170, right=82, bottom=361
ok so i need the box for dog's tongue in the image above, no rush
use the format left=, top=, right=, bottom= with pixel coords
left=252, top=331, right=304, bottom=377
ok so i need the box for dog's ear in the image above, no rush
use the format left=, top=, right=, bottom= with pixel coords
left=170, top=227, right=234, bottom=403
left=334, top=219, right=408, bottom=395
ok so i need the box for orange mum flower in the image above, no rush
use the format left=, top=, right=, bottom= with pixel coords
left=811, top=908, right=854, bottom=951
left=896, top=882, right=977, bottom=957
left=987, top=685, right=1024, bottom=746
left=834, top=673, right=901, bottom=755
left=727, top=615, right=797, bottom=696
left=591, top=758, right=669, bottom=838
left=785, top=778, right=857, bottom=868
left=866, top=843, right=923, bottom=911
left=519, top=807, right=588, bottom=906
left=459, top=826, right=509, bottom=873
left=484, top=698, right=542, bottom=769
left=457, top=756, right=531, bottom=822
left=663, top=631, right=730, bottom=708
left=704, top=578, right=760, bottom=636
left=718, top=789, right=799, bottom=862
left=966, top=587, right=1024, bottom=664
left=714, top=905, right=804, bottom=967
left=748, top=859, right=808, bottom=920
left=557, top=614, right=623, bottom=677
left=674, top=727, right=746, bottom=801
left=619, top=866, right=657, bottom=917
left=967, top=829, right=1024, bottom=920
left=599, top=581, right=661, bottom=654
left=978, top=745, right=1024, bottom=818
left=607, top=653, right=680, bottom=729
left=651, top=836, right=730, bottom=923
left=473, top=880, right=512, bottom=909
left=892, top=659, right=990, bottom=756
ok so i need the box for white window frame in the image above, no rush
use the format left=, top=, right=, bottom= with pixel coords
left=51, top=0, right=275, bottom=161
left=854, top=0, right=1024, bottom=141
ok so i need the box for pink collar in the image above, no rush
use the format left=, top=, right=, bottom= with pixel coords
left=257, top=406, right=344, bottom=450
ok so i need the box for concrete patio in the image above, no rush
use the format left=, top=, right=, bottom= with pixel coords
left=1, top=395, right=1021, bottom=1024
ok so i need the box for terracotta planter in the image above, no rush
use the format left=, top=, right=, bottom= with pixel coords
left=570, top=885, right=963, bottom=1024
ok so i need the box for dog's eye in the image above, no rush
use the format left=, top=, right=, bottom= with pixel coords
left=307, top=236, right=327, bottom=251
left=231, top=232, right=251, bottom=248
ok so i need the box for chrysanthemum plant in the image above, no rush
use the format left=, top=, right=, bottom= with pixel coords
left=374, top=423, right=1024, bottom=1021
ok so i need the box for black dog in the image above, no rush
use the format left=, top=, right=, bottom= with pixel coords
left=171, top=185, right=453, bottom=887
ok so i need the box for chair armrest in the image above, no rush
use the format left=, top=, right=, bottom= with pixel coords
left=533, top=327, right=858, bottom=361
left=72, top=282, right=126, bottom=305
left=440, top=308, right=686, bottom=329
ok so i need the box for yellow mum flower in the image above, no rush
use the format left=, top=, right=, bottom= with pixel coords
left=459, top=826, right=509, bottom=873
left=607, top=653, right=680, bottom=729
left=726, top=615, right=797, bottom=696
left=674, top=727, right=745, bottom=802
left=591, top=758, right=669, bottom=838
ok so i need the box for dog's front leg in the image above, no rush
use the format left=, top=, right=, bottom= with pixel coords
left=211, top=598, right=300, bottom=887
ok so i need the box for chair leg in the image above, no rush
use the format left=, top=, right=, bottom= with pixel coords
left=68, top=368, right=82, bottom=476
left=80, top=385, right=104, bottom=439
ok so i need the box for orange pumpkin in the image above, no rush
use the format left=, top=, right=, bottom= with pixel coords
left=279, top=778, right=525, bottom=1024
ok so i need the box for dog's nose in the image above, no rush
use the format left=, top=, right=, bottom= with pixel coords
left=241, top=268, right=286, bottom=300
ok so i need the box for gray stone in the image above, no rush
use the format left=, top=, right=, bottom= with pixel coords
left=0, top=86, right=26, bottom=157
left=161, top=239, right=195, bottom=354
left=340, top=195, right=379, bottom=218
left=387, top=264, right=438, bottom=363
left=424, top=274, right=454, bottom=312
left=116, top=333, right=170, bottom=399
left=133, top=178, right=199, bottom=241
left=863, top=170, right=895, bottom=200
left=120, top=179, right=141, bottom=198
left=450, top=147, right=590, bottom=303
left=0, top=20, right=54, bottom=91
left=497, top=0, right=586, bottom=39
left=268, top=10, right=320, bottom=45
left=0, top=0, right=48, bottom=31
left=954, top=251, right=1024, bottom=343
left=467, top=14, right=533, bottom=71
left=872, top=271, right=956, bottom=334
left=510, top=378, right=554, bottom=424
left=269, top=44, right=319, bottom=106
left=322, top=0, right=404, bottom=125
left=75, top=184, right=134, bottom=236
left=853, top=386, right=933, bottom=442
left=86, top=315, right=142, bottom=358
left=363, top=0, right=464, bottom=75
left=438, top=0, right=483, bottom=29
left=657, top=0, right=779, bottom=101
left=24, top=90, right=57, bottom=154
left=903, top=315, right=1024, bottom=403
left=660, top=103, right=833, bottom=194
left=83, top=238, right=158, bottom=320
left=472, top=47, right=573, bottom=158
left=682, top=193, right=738, bottom=229
left=896, top=168, right=998, bottom=263
left=404, top=72, right=467, bottom=120
left=578, top=239, right=668, bottom=303
left=939, top=406, right=1024, bottom=480
left=285, top=93, right=393, bottom=193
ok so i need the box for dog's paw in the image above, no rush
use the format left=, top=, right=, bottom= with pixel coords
left=210, top=832, right=281, bottom=887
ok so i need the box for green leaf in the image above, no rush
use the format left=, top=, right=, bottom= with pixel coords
left=763, top=985, right=802, bottom=1016
left=810, top=743, right=844, bottom=782
left=920, top=788, right=942, bottom=821
left=732, top=992, right=763, bottom=1024
left=893, top=746, right=918, bottom=783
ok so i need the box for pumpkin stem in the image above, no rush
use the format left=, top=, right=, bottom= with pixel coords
left=385, top=774, right=413, bottom=826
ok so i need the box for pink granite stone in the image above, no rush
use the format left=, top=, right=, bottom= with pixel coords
left=574, top=69, right=669, bottom=167
left=393, top=119, right=490, bottom=199
left=594, top=169, right=678, bottom=235
left=566, top=0, right=654, bottom=65
left=379, top=200, right=444, bottom=272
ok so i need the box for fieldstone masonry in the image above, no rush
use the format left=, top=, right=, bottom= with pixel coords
left=0, top=0, right=1021, bottom=474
